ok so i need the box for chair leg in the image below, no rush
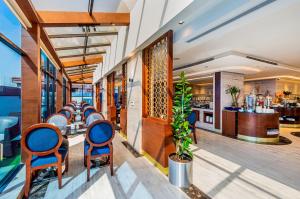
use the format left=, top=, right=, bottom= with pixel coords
left=87, top=156, right=90, bottom=181
left=57, top=164, right=62, bottom=189
left=24, top=166, right=31, bottom=198
left=110, top=146, right=113, bottom=176
left=84, top=155, right=87, bottom=167
left=65, top=154, right=69, bottom=172
left=193, top=129, right=197, bottom=144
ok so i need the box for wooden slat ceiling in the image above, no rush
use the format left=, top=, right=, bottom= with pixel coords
left=31, top=0, right=130, bottom=83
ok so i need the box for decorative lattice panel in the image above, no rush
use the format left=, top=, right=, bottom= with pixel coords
left=146, top=37, right=168, bottom=119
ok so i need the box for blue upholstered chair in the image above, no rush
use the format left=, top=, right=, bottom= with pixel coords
left=21, top=123, right=69, bottom=198
left=187, top=110, right=198, bottom=144
left=58, top=109, right=72, bottom=123
left=84, top=120, right=115, bottom=181
left=65, top=103, right=76, bottom=111
left=82, top=107, right=96, bottom=121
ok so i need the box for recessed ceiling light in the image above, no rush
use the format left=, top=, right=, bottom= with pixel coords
left=178, top=20, right=184, bottom=25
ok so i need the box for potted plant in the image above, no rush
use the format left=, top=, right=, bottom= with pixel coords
left=169, top=72, right=193, bottom=188
left=225, top=85, right=240, bottom=108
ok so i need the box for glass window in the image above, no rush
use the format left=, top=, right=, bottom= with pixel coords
left=72, top=84, right=93, bottom=105
left=0, top=1, right=21, bottom=191
left=40, top=50, right=56, bottom=121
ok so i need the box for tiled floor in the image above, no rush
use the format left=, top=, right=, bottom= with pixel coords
left=192, top=127, right=300, bottom=199
left=1, top=127, right=300, bottom=199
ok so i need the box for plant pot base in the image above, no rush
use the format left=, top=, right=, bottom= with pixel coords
left=168, top=153, right=193, bottom=188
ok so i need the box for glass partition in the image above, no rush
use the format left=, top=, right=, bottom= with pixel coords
left=0, top=1, right=22, bottom=191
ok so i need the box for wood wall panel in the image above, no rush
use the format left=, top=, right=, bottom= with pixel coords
left=107, top=72, right=116, bottom=123
left=120, top=108, right=127, bottom=135
left=222, top=110, right=237, bottom=138
left=142, top=118, right=174, bottom=167
left=142, top=30, right=174, bottom=168
left=21, top=24, right=41, bottom=132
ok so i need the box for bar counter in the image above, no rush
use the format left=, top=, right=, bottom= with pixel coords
left=237, top=112, right=280, bottom=143
left=273, top=107, right=300, bottom=127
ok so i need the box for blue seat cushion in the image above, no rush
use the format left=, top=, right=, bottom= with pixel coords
left=31, top=147, right=68, bottom=168
left=84, top=140, right=110, bottom=156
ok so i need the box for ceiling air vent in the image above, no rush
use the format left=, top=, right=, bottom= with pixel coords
left=246, top=56, right=278, bottom=65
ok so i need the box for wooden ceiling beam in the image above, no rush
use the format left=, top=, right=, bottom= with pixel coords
left=37, top=11, right=130, bottom=27
left=59, top=51, right=105, bottom=59
left=69, top=73, right=93, bottom=79
left=62, top=57, right=102, bottom=68
left=49, top=32, right=118, bottom=39
left=55, top=43, right=110, bottom=51
left=67, top=70, right=96, bottom=76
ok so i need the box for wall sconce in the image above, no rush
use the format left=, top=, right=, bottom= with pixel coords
left=129, top=78, right=134, bottom=83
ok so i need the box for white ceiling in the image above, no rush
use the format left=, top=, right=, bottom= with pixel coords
left=31, top=0, right=137, bottom=12
left=172, top=0, right=300, bottom=81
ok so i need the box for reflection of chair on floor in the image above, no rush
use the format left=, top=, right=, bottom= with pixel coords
left=0, top=116, right=20, bottom=158
left=22, top=123, right=69, bottom=198
left=84, top=120, right=115, bottom=181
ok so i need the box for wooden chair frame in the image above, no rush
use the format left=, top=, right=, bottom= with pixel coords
left=84, top=120, right=115, bottom=181
left=21, top=123, right=69, bottom=198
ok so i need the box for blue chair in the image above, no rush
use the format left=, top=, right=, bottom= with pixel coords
left=187, top=110, right=198, bottom=144
left=81, top=103, right=90, bottom=112
left=84, top=120, right=115, bottom=181
left=83, top=107, right=96, bottom=121
left=21, top=123, right=69, bottom=198
left=58, top=108, right=72, bottom=123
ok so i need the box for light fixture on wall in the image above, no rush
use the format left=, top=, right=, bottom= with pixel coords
left=178, top=20, right=184, bottom=25
left=129, top=78, right=134, bottom=83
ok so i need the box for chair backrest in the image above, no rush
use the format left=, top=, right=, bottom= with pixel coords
left=86, top=120, right=114, bottom=145
left=65, top=104, right=76, bottom=112
left=83, top=107, right=96, bottom=119
left=58, top=109, right=72, bottom=120
left=47, top=114, right=68, bottom=130
left=63, top=106, right=75, bottom=113
left=187, top=111, right=197, bottom=125
left=86, top=113, right=105, bottom=126
left=81, top=103, right=89, bottom=111
left=22, top=123, right=62, bottom=156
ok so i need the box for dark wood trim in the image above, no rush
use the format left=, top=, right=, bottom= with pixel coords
left=214, top=72, right=221, bottom=129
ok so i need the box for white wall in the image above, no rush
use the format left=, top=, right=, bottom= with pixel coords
left=244, top=79, right=276, bottom=97
left=93, top=0, right=194, bottom=82
left=126, top=52, right=143, bottom=152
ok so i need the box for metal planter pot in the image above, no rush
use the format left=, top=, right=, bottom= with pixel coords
left=168, top=153, right=193, bottom=188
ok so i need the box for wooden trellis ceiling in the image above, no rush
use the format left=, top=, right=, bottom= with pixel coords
left=30, top=0, right=130, bottom=83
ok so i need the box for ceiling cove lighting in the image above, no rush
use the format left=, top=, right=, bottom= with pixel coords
left=245, top=76, right=300, bottom=82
